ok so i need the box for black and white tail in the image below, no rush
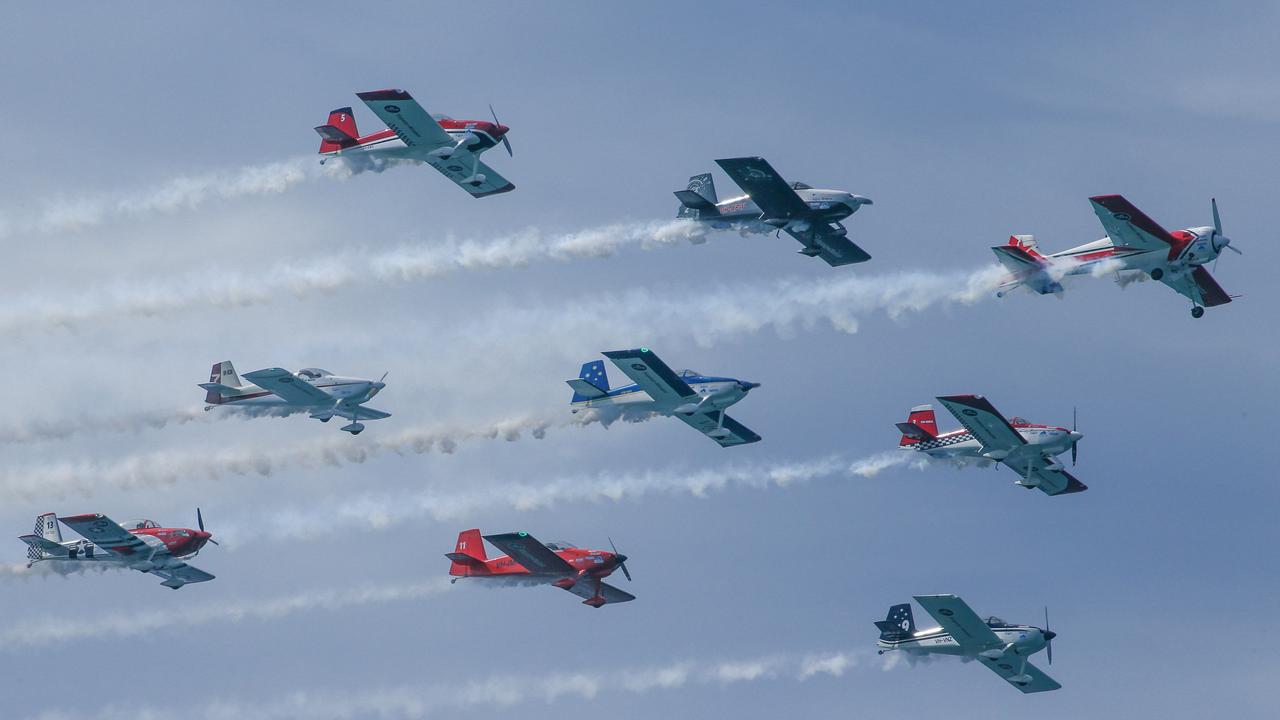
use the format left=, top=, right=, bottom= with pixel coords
left=21, top=513, right=66, bottom=563
left=874, top=603, right=916, bottom=641
left=674, top=173, right=719, bottom=219
left=201, top=361, right=246, bottom=405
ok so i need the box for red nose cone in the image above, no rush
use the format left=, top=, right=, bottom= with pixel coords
left=496, top=124, right=510, bottom=136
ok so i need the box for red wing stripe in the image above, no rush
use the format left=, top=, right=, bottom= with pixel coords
left=1090, top=195, right=1177, bottom=245
left=1192, top=267, right=1232, bottom=307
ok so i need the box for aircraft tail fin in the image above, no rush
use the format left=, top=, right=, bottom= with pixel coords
left=897, top=404, right=938, bottom=446
left=315, top=107, right=360, bottom=153
left=675, top=173, right=719, bottom=219
left=874, top=603, right=916, bottom=641
left=202, top=361, right=246, bottom=405
left=447, top=529, right=487, bottom=576
left=568, top=360, right=610, bottom=403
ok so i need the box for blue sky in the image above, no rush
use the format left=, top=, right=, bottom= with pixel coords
left=1, top=2, right=1277, bottom=718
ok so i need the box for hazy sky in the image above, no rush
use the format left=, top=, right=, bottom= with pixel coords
left=1, top=2, right=1277, bottom=718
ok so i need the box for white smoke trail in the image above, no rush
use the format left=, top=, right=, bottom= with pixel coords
left=0, top=561, right=117, bottom=580
left=0, top=578, right=452, bottom=648
left=218, top=453, right=927, bottom=547
left=20, top=648, right=880, bottom=720
left=0, top=410, right=621, bottom=501
left=0, top=405, right=301, bottom=445
left=0, top=218, right=710, bottom=336
left=0, top=156, right=387, bottom=238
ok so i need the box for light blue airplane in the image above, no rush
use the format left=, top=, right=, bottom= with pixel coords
left=567, top=347, right=761, bottom=447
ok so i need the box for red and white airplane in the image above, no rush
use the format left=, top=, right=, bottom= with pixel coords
left=994, top=195, right=1239, bottom=317
left=446, top=529, right=635, bottom=608
left=315, top=88, right=514, bottom=198
left=19, top=510, right=216, bottom=589
left=897, top=395, right=1087, bottom=496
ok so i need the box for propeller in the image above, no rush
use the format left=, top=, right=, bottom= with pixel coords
left=1071, top=407, right=1080, bottom=466
left=1043, top=606, right=1055, bottom=665
left=489, top=104, right=513, bottom=156
left=608, top=537, right=632, bottom=582
left=1211, top=198, right=1241, bottom=258
left=196, top=507, right=219, bottom=546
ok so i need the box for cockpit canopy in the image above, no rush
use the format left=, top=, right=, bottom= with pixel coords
left=679, top=369, right=702, bottom=378
left=431, top=113, right=453, bottom=121
left=1009, top=417, right=1029, bottom=426
left=297, top=368, right=334, bottom=379
left=544, top=542, right=577, bottom=551
left=790, top=181, right=813, bottom=190
left=984, top=616, right=1014, bottom=628
left=120, top=519, right=159, bottom=530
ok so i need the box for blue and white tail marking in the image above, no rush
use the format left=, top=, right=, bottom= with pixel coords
left=567, top=360, right=610, bottom=402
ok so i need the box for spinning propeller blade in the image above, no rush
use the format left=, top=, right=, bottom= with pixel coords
left=197, top=507, right=219, bottom=546
left=608, top=537, right=632, bottom=582
left=490, top=104, right=513, bottom=156
left=1071, top=407, right=1079, bottom=466
left=1044, top=606, right=1054, bottom=665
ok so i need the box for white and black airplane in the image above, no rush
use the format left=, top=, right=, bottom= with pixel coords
left=567, top=347, right=761, bottom=447
left=199, top=361, right=389, bottom=435
left=674, top=156, right=873, bottom=266
left=876, top=595, right=1060, bottom=693
left=896, top=395, right=1087, bottom=496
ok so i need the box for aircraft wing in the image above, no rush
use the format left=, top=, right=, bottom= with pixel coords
left=242, top=368, right=333, bottom=406
left=914, top=594, right=1002, bottom=651
left=785, top=225, right=871, bottom=266
left=423, top=150, right=514, bottom=198
left=1160, top=266, right=1233, bottom=308
left=936, top=395, right=1025, bottom=454
left=715, top=157, right=810, bottom=218
left=333, top=405, right=392, bottom=421
left=356, top=89, right=454, bottom=149
left=602, top=348, right=697, bottom=404
left=677, top=410, right=761, bottom=447
left=151, top=563, right=216, bottom=589
left=1003, top=455, right=1088, bottom=496
left=977, top=655, right=1061, bottom=693
left=1089, top=195, right=1178, bottom=254
left=482, top=532, right=574, bottom=576
left=57, top=514, right=152, bottom=559
left=564, top=578, right=636, bottom=605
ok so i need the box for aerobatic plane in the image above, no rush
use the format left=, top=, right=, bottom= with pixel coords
left=994, top=195, right=1239, bottom=317
left=199, top=361, right=389, bottom=435
left=567, top=347, right=761, bottom=447
left=896, top=395, right=1086, bottom=496
left=19, top=511, right=216, bottom=589
left=876, top=595, right=1060, bottom=694
left=314, top=88, right=514, bottom=198
left=674, top=156, right=874, bottom=266
left=446, top=529, right=634, bottom=608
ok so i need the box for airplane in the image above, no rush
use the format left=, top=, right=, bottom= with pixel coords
left=199, top=361, right=389, bottom=435
left=567, top=347, right=761, bottom=447
left=674, top=156, right=874, bottom=266
left=896, top=395, right=1086, bottom=496
left=994, top=194, right=1239, bottom=318
left=314, top=88, right=514, bottom=198
left=875, top=594, right=1060, bottom=693
left=446, top=529, right=635, bottom=608
left=19, top=510, right=217, bottom=589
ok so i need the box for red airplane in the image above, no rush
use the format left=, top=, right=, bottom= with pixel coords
left=446, top=529, right=635, bottom=608
left=19, top=510, right=217, bottom=589
left=314, top=88, right=514, bottom=198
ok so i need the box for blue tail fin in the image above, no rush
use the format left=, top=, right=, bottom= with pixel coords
left=568, top=360, right=610, bottom=403
left=874, top=603, right=916, bottom=641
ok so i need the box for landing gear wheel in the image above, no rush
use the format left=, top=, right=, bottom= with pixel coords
left=1191, top=305, right=1205, bottom=318
left=1150, top=268, right=1164, bottom=281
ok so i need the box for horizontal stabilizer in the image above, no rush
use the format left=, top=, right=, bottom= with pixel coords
left=895, top=422, right=933, bottom=441
left=444, top=552, right=484, bottom=566
left=19, top=534, right=70, bottom=558
left=199, top=382, right=243, bottom=394
left=673, top=189, right=719, bottom=212
left=314, top=124, right=356, bottom=143
left=566, top=378, right=608, bottom=399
